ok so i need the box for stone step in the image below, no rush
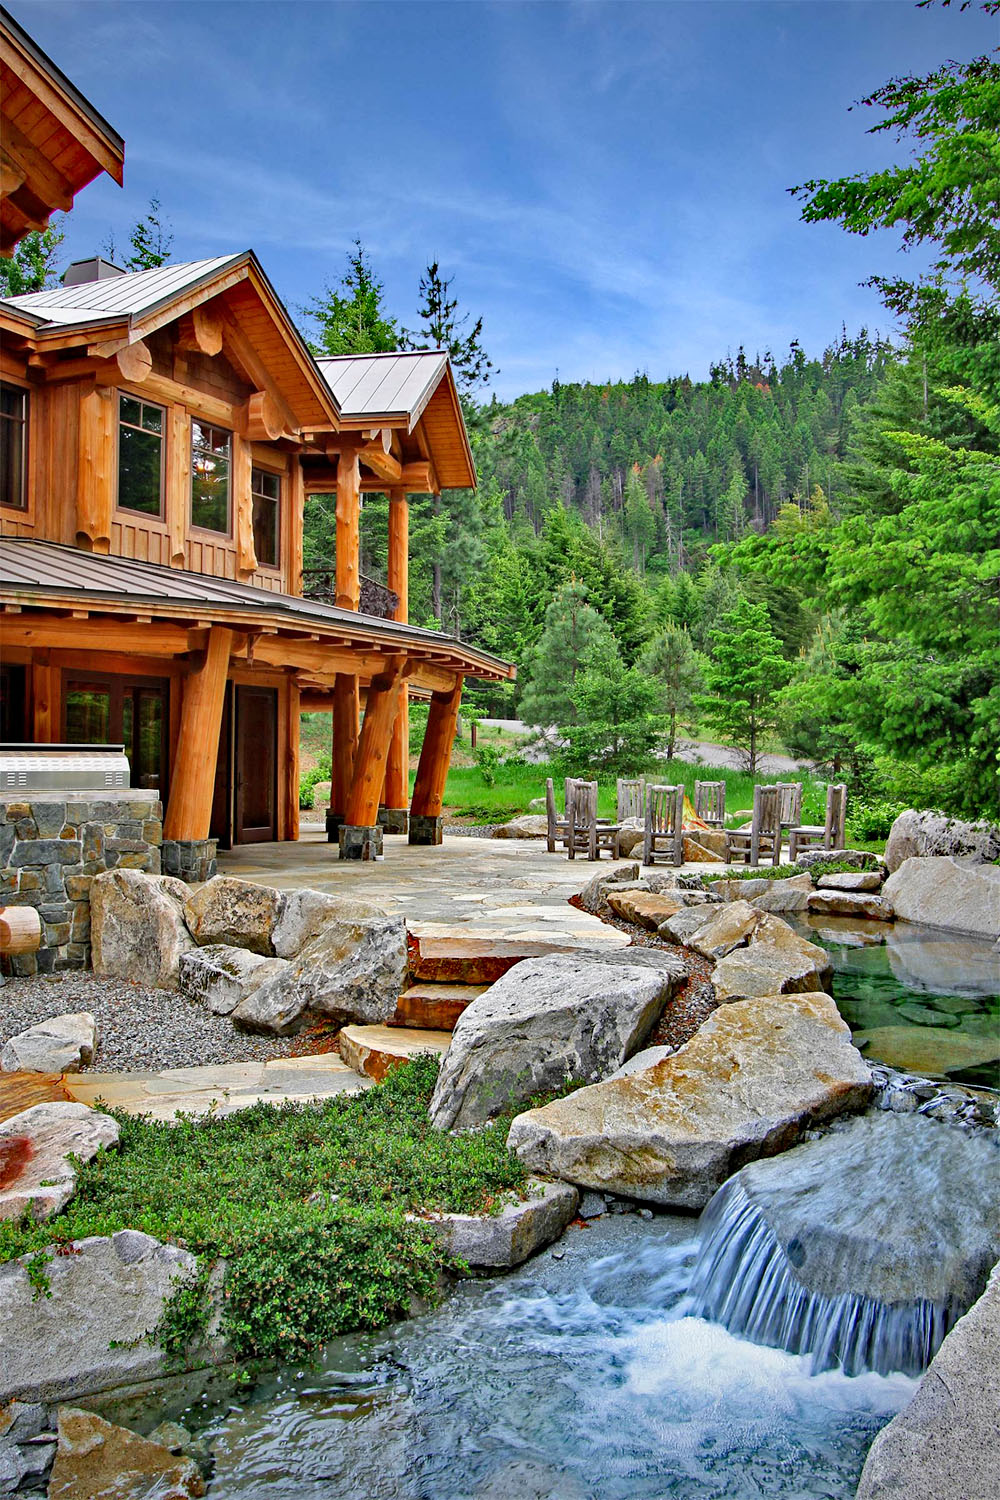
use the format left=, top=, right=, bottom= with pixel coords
left=407, top=933, right=603, bottom=984
left=391, top=982, right=487, bottom=1031
left=339, top=1025, right=451, bottom=1082
left=0, top=1070, right=70, bottom=1125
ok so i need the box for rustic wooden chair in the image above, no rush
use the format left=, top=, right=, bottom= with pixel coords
left=544, top=777, right=571, bottom=853
left=617, top=777, right=646, bottom=823
left=775, top=781, right=803, bottom=830
left=788, top=783, right=847, bottom=862
left=642, top=783, right=685, bottom=867
left=694, top=779, right=726, bottom=827
left=568, top=780, right=621, bottom=861
left=725, top=784, right=783, bottom=867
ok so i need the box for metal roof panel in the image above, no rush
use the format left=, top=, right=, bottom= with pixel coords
left=0, top=256, right=243, bottom=328
left=316, top=350, right=449, bottom=423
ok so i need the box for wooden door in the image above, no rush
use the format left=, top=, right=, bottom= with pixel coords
left=234, top=685, right=277, bottom=843
left=210, top=683, right=233, bottom=850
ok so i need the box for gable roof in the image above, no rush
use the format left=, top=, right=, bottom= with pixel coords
left=2, top=256, right=241, bottom=330
left=318, top=350, right=449, bottom=428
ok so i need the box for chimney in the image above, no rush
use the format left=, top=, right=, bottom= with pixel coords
left=61, top=257, right=127, bottom=287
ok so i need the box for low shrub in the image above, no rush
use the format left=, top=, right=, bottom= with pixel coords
left=845, top=798, right=908, bottom=841
left=299, top=753, right=332, bottom=809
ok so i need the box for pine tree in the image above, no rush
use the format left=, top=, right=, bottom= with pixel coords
left=641, top=625, right=706, bottom=758
left=402, top=260, right=494, bottom=397
left=105, top=195, right=173, bottom=271
left=697, top=599, right=791, bottom=774
left=518, top=582, right=610, bottom=728
left=306, top=240, right=398, bottom=356
left=562, top=631, right=661, bottom=774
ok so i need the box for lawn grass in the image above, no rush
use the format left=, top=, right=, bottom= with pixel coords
left=0, top=1060, right=528, bottom=1364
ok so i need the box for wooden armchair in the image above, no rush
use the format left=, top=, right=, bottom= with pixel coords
left=694, top=779, right=726, bottom=827
left=642, top=783, right=685, bottom=867
left=776, top=781, right=803, bottom=829
left=725, top=784, right=783, bottom=867
left=545, top=777, right=570, bottom=853
left=788, top=783, right=847, bottom=862
left=568, top=779, right=620, bottom=860
left=617, top=777, right=646, bottom=823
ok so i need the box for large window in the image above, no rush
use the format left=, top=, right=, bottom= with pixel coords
left=117, top=394, right=164, bottom=516
left=0, top=383, right=28, bottom=510
left=64, top=674, right=168, bottom=791
left=251, top=466, right=281, bottom=568
left=191, top=421, right=231, bottom=533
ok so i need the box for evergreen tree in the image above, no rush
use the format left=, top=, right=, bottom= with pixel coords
left=402, top=260, right=494, bottom=396
left=640, top=625, right=706, bottom=758
left=562, top=631, right=662, bottom=775
left=518, top=582, right=610, bottom=728
left=306, top=240, right=398, bottom=356
left=697, top=600, right=791, bottom=774
left=105, top=195, right=173, bottom=271
left=0, top=221, right=63, bottom=295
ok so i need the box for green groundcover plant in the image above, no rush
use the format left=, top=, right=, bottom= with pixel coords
left=0, top=1060, right=528, bottom=1364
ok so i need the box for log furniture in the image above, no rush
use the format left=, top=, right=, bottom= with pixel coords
left=545, top=776, right=572, bottom=853
left=642, top=784, right=685, bottom=867
left=724, top=784, right=783, bottom=867
left=617, top=777, right=645, bottom=822
left=694, top=779, right=726, bottom=827
left=788, top=784, right=848, bottom=861
left=568, top=780, right=620, bottom=861
left=775, top=780, right=804, bottom=830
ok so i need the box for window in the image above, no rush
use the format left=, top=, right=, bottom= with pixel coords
left=0, top=383, right=28, bottom=510
left=251, top=466, right=281, bottom=568
left=117, top=394, right=164, bottom=516
left=64, top=673, right=168, bottom=792
left=191, top=421, right=231, bottom=533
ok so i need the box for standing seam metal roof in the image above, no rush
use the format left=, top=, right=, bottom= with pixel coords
left=0, top=256, right=243, bottom=329
left=317, top=351, right=449, bottom=426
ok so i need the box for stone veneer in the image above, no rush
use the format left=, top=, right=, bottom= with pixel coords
left=0, top=791, right=161, bottom=974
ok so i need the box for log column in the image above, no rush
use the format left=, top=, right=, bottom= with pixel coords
left=162, top=626, right=232, bottom=880
left=335, top=446, right=361, bottom=610
left=409, top=674, right=463, bottom=845
left=382, top=487, right=410, bottom=834
left=340, top=657, right=406, bottom=860
left=327, top=672, right=360, bottom=842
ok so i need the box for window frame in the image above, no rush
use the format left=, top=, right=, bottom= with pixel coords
left=115, top=390, right=166, bottom=521
left=0, top=380, right=29, bottom=512
left=250, top=463, right=282, bottom=572
left=190, top=420, right=233, bottom=538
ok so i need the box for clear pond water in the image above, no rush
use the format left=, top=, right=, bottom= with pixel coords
left=107, top=1216, right=915, bottom=1500
left=792, top=918, right=1000, bottom=1087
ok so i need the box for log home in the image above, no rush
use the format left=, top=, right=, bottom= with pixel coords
left=0, top=253, right=514, bottom=876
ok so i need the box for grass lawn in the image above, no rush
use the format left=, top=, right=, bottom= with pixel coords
left=1, top=1061, right=528, bottom=1365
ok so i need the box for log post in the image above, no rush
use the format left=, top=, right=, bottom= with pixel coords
left=76, top=383, right=115, bottom=553
left=163, top=627, right=233, bottom=842
left=382, top=487, right=410, bottom=832
left=327, top=671, right=360, bottom=842
left=233, top=434, right=257, bottom=579
left=409, top=674, right=463, bottom=845
left=335, top=446, right=361, bottom=610
left=285, top=677, right=300, bottom=843
left=341, top=658, right=405, bottom=860
left=31, top=652, right=55, bottom=742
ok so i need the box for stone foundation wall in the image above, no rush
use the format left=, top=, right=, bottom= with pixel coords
left=0, top=791, right=161, bottom=974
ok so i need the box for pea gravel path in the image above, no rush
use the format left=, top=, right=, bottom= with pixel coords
left=0, top=972, right=298, bottom=1072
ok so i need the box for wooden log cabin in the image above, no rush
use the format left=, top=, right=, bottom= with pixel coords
left=0, top=252, right=514, bottom=872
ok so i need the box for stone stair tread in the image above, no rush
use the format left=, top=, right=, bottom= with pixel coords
left=408, top=932, right=622, bottom=984
left=391, top=981, right=488, bottom=1031
left=340, top=1024, right=451, bottom=1082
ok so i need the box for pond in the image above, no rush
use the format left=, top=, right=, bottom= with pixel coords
left=791, top=917, right=1000, bottom=1088
left=103, top=1215, right=915, bottom=1500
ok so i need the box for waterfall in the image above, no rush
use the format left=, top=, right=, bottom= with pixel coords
left=686, top=1175, right=961, bottom=1378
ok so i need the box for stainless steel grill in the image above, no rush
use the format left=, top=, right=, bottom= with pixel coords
left=0, top=744, right=130, bottom=793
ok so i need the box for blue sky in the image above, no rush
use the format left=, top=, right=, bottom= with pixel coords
left=17, top=0, right=998, bottom=399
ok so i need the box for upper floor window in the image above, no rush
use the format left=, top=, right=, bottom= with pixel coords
left=191, top=421, right=231, bottom=534
left=0, top=383, right=28, bottom=510
left=251, top=467, right=281, bottom=568
left=118, top=394, right=164, bottom=516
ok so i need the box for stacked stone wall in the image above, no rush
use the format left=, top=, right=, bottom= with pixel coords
left=0, top=791, right=161, bottom=974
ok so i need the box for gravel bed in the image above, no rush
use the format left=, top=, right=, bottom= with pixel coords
left=0, top=972, right=299, bottom=1073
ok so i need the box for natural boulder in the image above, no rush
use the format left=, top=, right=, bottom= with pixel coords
left=748, top=873, right=814, bottom=913
left=794, top=848, right=877, bottom=871
left=712, top=919, right=831, bottom=1002
left=429, top=954, right=682, bottom=1131
left=0, top=1231, right=224, bottom=1404
left=1, top=1012, right=97, bottom=1073
left=856, top=1259, right=1000, bottom=1500
left=91, top=870, right=194, bottom=989
left=684, top=828, right=727, bottom=859
left=807, top=890, right=895, bottom=922
left=884, top=808, right=1000, bottom=873
left=606, top=890, right=684, bottom=928
left=616, top=819, right=645, bottom=857
left=492, top=815, right=549, bottom=839
left=271, top=887, right=386, bottom=958
left=883, top=856, right=1000, bottom=940
left=660, top=907, right=721, bottom=945
left=183, top=876, right=284, bottom=955
left=232, top=912, right=407, bottom=1034
left=412, top=1179, right=579, bottom=1268
left=578, top=865, right=640, bottom=916
left=682, top=837, right=723, bottom=863
left=178, top=945, right=290, bottom=1016
left=816, top=871, right=883, bottom=892
left=686, top=900, right=760, bottom=959
left=48, top=1407, right=204, bottom=1499
left=0, top=1102, right=118, bottom=1222
left=507, top=991, right=872, bottom=1209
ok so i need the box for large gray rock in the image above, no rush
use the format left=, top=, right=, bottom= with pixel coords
left=748, top=873, right=814, bottom=913
left=271, top=887, right=387, bottom=958
left=0, top=1231, right=226, bottom=1404
left=856, top=1260, right=1000, bottom=1500
left=183, top=876, right=284, bottom=955
left=507, top=991, right=872, bottom=1209
left=816, top=871, right=884, bottom=892
left=178, top=945, right=290, bottom=1016
left=47, top=1407, right=205, bottom=1500
left=429, top=954, right=681, bottom=1132
left=412, top=1179, right=579, bottom=1268
left=1, top=1012, right=97, bottom=1073
left=711, top=943, right=828, bottom=1002
left=807, top=890, right=895, bottom=922
left=686, top=900, right=760, bottom=959
left=492, top=815, right=549, bottom=839
left=660, top=907, right=720, bottom=945
left=91, top=870, right=195, bottom=990
left=578, top=865, right=641, bottom=916
left=0, top=1102, right=119, bottom=1222
left=794, top=848, right=878, bottom=872
left=232, top=912, right=408, bottom=1035
left=884, top=808, right=1000, bottom=873
left=883, top=856, right=1000, bottom=940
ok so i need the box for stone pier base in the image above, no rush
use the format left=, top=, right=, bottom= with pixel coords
left=325, top=811, right=345, bottom=844
left=339, top=825, right=384, bottom=861
left=378, top=807, right=409, bottom=835
left=160, top=838, right=217, bottom=884
left=408, top=814, right=443, bottom=846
